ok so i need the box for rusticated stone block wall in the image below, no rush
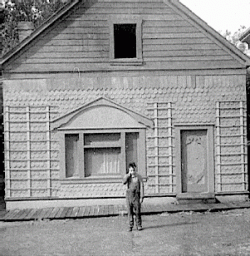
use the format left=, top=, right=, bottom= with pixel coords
left=3, top=74, right=247, bottom=198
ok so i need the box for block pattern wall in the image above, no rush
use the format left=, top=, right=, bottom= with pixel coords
left=216, top=101, right=248, bottom=192
left=146, top=102, right=174, bottom=195
left=3, top=74, right=247, bottom=199
left=4, top=106, right=59, bottom=198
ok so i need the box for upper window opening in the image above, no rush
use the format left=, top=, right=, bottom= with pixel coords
left=114, top=24, right=136, bottom=59
left=109, top=16, right=142, bottom=65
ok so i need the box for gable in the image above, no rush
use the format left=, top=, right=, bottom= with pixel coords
left=2, top=0, right=250, bottom=74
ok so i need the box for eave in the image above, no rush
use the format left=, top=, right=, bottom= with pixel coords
left=240, top=27, right=250, bottom=47
left=0, top=0, right=79, bottom=69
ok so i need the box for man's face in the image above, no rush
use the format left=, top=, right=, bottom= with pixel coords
left=129, top=166, right=136, bottom=176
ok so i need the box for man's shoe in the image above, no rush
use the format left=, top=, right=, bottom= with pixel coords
left=128, top=227, right=133, bottom=232
left=137, top=226, right=142, bottom=231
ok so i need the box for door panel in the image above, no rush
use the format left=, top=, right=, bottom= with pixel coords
left=181, top=130, right=207, bottom=193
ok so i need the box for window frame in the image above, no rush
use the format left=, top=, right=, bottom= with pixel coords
left=109, top=15, right=143, bottom=66
left=59, top=128, right=146, bottom=184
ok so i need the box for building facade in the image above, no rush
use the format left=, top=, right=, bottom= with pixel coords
left=1, top=0, right=250, bottom=209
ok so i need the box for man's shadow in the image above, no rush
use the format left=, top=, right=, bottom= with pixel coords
left=142, top=222, right=198, bottom=230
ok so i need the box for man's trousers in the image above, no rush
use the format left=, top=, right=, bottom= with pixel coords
left=126, top=191, right=142, bottom=228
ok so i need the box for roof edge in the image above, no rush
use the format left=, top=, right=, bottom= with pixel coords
left=240, top=27, right=250, bottom=46
left=0, top=0, right=79, bottom=68
left=166, top=0, right=250, bottom=67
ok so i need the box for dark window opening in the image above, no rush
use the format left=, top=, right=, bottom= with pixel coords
left=114, top=24, right=136, bottom=59
left=65, top=134, right=79, bottom=178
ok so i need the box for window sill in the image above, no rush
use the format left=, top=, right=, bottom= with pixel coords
left=61, top=176, right=123, bottom=184
left=110, top=58, right=143, bottom=66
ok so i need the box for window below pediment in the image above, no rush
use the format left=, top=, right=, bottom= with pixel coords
left=61, top=129, right=145, bottom=183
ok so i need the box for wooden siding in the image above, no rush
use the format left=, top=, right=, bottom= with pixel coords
left=4, top=0, right=244, bottom=73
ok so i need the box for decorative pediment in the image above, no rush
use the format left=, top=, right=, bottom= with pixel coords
left=51, top=97, right=153, bottom=130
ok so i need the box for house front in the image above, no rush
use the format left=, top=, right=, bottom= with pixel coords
left=1, top=0, right=249, bottom=210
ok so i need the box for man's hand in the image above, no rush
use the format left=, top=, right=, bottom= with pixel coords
left=140, top=197, right=144, bottom=204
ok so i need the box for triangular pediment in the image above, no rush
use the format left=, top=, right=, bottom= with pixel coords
left=51, top=97, right=153, bottom=130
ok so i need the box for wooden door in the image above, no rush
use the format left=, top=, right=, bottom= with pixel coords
left=181, top=130, right=207, bottom=193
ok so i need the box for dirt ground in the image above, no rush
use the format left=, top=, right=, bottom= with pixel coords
left=1, top=208, right=250, bottom=256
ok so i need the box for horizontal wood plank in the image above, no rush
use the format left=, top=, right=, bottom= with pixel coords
left=24, top=47, right=226, bottom=60
left=25, top=51, right=108, bottom=59
left=22, top=55, right=233, bottom=65
left=85, top=10, right=175, bottom=15
left=84, top=2, right=171, bottom=9
left=143, top=26, right=199, bottom=33
left=143, top=38, right=215, bottom=45
left=37, top=39, right=109, bottom=47
left=143, top=20, right=191, bottom=27
left=143, top=50, right=232, bottom=58
left=27, top=46, right=108, bottom=54
left=13, top=54, right=234, bottom=65
left=144, top=56, right=234, bottom=61
left=3, top=0, right=245, bottom=73
left=36, top=38, right=214, bottom=49
left=143, top=32, right=206, bottom=39
left=49, top=33, right=108, bottom=40
left=6, top=60, right=244, bottom=73
left=69, top=14, right=185, bottom=21
left=7, top=69, right=246, bottom=80
left=143, top=44, right=221, bottom=51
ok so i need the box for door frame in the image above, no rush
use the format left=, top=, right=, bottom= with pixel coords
left=175, top=124, right=215, bottom=195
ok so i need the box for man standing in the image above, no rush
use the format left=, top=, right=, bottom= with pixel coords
left=123, top=162, right=144, bottom=232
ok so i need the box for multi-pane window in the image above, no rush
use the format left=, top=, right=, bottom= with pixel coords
left=64, top=131, right=141, bottom=179
left=84, top=133, right=121, bottom=176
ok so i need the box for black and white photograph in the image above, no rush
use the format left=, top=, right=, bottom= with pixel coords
left=1, top=0, right=250, bottom=255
